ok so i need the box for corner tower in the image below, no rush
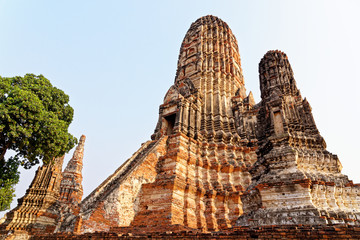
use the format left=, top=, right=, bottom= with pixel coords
left=237, top=51, right=360, bottom=226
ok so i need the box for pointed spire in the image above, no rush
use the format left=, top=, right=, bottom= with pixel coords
left=59, top=135, right=86, bottom=206
left=247, top=91, right=255, bottom=106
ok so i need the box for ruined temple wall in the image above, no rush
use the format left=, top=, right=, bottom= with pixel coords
left=238, top=142, right=360, bottom=226
left=310, top=182, right=360, bottom=218
left=29, top=225, right=360, bottom=239
left=132, top=133, right=256, bottom=231
left=77, top=137, right=168, bottom=233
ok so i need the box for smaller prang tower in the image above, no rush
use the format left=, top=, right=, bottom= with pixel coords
left=237, top=50, right=360, bottom=226
left=0, top=156, right=64, bottom=234
left=0, top=136, right=86, bottom=237
left=57, top=135, right=86, bottom=233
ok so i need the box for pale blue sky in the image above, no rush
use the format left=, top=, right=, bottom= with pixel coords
left=1, top=0, right=359, bottom=216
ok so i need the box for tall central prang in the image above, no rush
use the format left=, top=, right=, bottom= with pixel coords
left=152, top=15, right=251, bottom=144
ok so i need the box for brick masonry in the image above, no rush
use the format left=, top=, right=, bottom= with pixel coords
left=30, top=225, right=360, bottom=239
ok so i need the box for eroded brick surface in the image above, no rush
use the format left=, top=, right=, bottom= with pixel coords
left=79, top=137, right=168, bottom=233
left=30, top=225, right=360, bottom=239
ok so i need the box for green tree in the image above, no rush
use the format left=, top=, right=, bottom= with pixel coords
left=0, top=179, right=16, bottom=211
left=0, top=74, right=77, bottom=211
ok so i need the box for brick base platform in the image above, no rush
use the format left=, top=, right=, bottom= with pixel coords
left=31, top=225, right=360, bottom=239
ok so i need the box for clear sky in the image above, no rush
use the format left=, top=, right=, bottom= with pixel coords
left=1, top=0, right=359, bottom=217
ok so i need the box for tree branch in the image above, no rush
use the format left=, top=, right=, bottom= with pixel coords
left=0, top=142, right=11, bottom=161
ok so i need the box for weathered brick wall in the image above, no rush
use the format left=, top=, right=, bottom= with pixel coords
left=132, top=133, right=257, bottom=231
left=78, top=137, right=168, bottom=233
left=31, top=225, right=360, bottom=239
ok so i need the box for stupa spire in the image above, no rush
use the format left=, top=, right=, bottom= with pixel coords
left=59, top=135, right=85, bottom=206
left=57, top=135, right=85, bottom=233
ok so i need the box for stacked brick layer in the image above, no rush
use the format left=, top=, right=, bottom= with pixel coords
left=131, top=133, right=256, bottom=231
left=30, top=225, right=360, bottom=240
left=77, top=137, right=168, bottom=233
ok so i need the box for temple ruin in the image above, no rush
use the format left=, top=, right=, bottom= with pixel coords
left=1, top=15, right=359, bottom=239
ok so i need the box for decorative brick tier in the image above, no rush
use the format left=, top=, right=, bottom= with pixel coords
left=31, top=225, right=360, bottom=239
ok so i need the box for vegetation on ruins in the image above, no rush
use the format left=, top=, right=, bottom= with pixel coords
left=0, top=74, right=77, bottom=211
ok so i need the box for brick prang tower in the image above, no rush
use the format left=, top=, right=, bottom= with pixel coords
left=237, top=50, right=360, bottom=226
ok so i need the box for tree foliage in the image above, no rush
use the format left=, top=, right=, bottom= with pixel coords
left=0, top=179, right=16, bottom=211
left=0, top=157, right=19, bottom=211
left=0, top=74, right=77, bottom=211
